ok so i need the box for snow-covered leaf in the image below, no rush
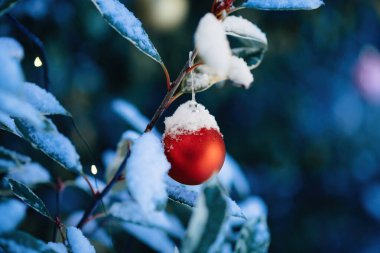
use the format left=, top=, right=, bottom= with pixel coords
left=181, top=180, right=228, bottom=253
left=15, top=117, right=82, bottom=173
left=0, top=111, right=20, bottom=135
left=8, top=162, right=51, bottom=186
left=0, top=199, right=27, bottom=233
left=223, top=16, right=267, bottom=71
left=0, top=38, right=24, bottom=92
left=166, top=178, right=245, bottom=218
left=218, top=154, right=251, bottom=198
left=195, top=13, right=231, bottom=76
left=90, top=0, right=162, bottom=63
left=234, top=216, right=270, bottom=253
left=126, top=132, right=170, bottom=213
left=241, top=0, right=323, bottom=10
left=0, top=146, right=31, bottom=165
left=120, top=222, right=175, bottom=253
left=109, top=201, right=185, bottom=237
left=66, top=227, right=96, bottom=253
left=20, top=82, right=70, bottom=116
left=47, top=242, right=68, bottom=253
left=0, top=231, right=60, bottom=253
left=8, top=178, right=53, bottom=221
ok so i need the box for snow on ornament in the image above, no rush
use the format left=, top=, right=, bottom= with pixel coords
left=163, top=101, right=226, bottom=185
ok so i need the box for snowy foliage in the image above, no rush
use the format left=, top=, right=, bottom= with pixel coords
left=164, top=100, right=220, bottom=136
left=126, top=132, right=170, bottom=213
left=223, top=16, right=267, bottom=44
left=0, top=37, right=24, bottom=91
left=0, top=199, right=27, bottom=233
left=20, top=82, right=69, bottom=116
left=66, top=227, right=96, bottom=253
left=195, top=13, right=231, bottom=76
left=90, top=0, right=162, bottom=63
left=7, top=162, right=50, bottom=186
left=242, top=0, right=324, bottom=10
left=47, top=242, right=67, bottom=253
left=15, top=118, right=82, bottom=173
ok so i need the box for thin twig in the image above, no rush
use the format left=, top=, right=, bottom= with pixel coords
left=52, top=178, right=64, bottom=242
left=6, top=14, right=50, bottom=90
left=144, top=49, right=198, bottom=132
left=76, top=149, right=131, bottom=229
left=161, top=63, right=172, bottom=90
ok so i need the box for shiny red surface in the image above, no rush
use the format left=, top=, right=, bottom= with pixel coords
left=163, top=128, right=226, bottom=185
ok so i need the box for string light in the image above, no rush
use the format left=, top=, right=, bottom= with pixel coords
left=91, top=165, right=98, bottom=175
left=34, top=56, right=43, bottom=67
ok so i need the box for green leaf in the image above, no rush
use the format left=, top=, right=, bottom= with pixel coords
left=91, top=0, right=162, bottom=64
left=0, top=0, right=18, bottom=16
left=181, top=180, right=228, bottom=253
left=0, top=231, right=59, bottom=253
left=15, top=117, right=82, bottom=173
left=234, top=216, right=270, bottom=253
left=8, top=178, right=53, bottom=221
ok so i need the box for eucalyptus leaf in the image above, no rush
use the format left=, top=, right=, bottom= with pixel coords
left=15, top=117, right=82, bottom=173
left=8, top=178, right=53, bottom=221
left=181, top=181, right=228, bottom=253
left=234, top=216, right=270, bottom=253
left=241, top=0, right=323, bottom=10
left=0, top=0, right=18, bottom=16
left=91, top=0, right=162, bottom=63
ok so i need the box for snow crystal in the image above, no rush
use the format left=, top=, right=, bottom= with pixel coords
left=242, top=0, right=324, bottom=10
left=91, top=0, right=162, bottom=62
left=126, top=132, right=170, bottom=213
left=164, top=100, right=220, bottom=136
left=0, top=199, right=27, bottom=233
left=16, top=118, right=82, bottom=173
left=66, top=227, right=95, bottom=253
left=47, top=242, right=67, bottom=253
left=228, top=56, right=254, bottom=88
left=121, top=223, right=175, bottom=253
left=20, top=82, right=69, bottom=116
left=8, top=162, right=50, bottom=186
left=195, top=13, right=231, bottom=76
left=223, top=16, right=267, bottom=44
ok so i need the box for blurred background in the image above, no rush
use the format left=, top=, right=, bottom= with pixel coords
left=1, top=0, right=380, bottom=252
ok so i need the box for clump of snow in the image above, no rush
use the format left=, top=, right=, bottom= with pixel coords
left=195, top=13, right=231, bottom=76
left=228, top=56, right=254, bottom=88
left=239, top=196, right=268, bottom=220
left=164, top=100, right=220, bottom=136
left=0, top=199, right=27, bottom=233
left=47, top=242, right=68, bottom=253
left=66, top=227, right=96, bottom=253
left=126, top=132, right=170, bottom=213
left=0, top=37, right=24, bottom=60
left=223, top=16, right=267, bottom=44
left=8, top=162, right=51, bottom=186
left=21, top=82, right=69, bottom=116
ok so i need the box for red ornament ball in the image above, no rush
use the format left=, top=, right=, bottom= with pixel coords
left=163, top=128, right=226, bottom=185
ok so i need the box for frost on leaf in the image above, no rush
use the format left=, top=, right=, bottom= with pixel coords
left=15, top=117, right=82, bottom=173
left=195, top=13, right=231, bottom=76
left=0, top=199, right=27, bottom=233
left=66, top=227, right=96, bottom=253
left=181, top=180, right=228, bottom=253
left=126, top=132, right=170, bottom=213
left=242, top=0, right=324, bottom=10
left=20, top=82, right=69, bottom=116
left=91, top=0, right=162, bottom=63
left=8, top=162, right=51, bottom=186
